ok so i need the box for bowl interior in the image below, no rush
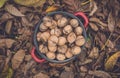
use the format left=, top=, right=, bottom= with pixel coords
left=34, top=11, right=87, bottom=63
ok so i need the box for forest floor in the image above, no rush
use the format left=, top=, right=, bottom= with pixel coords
left=0, top=0, right=120, bottom=78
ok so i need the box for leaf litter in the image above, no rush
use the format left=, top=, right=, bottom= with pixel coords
left=0, top=0, right=120, bottom=78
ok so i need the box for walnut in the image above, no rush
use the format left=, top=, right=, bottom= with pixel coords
left=70, top=19, right=79, bottom=28
left=39, top=44, right=48, bottom=54
left=48, top=46, right=57, bottom=52
left=57, top=17, right=68, bottom=27
left=39, top=23, right=48, bottom=31
left=65, top=48, right=73, bottom=58
left=58, top=37, right=67, bottom=46
left=37, top=32, right=42, bottom=41
left=46, top=52, right=55, bottom=59
left=54, top=14, right=62, bottom=20
left=63, top=25, right=72, bottom=34
left=50, top=27, right=62, bottom=36
left=58, top=45, right=67, bottom=53
left=67, top=32, right=76, bottom=43
left=48, top=35, right=58, bottom=46
left=71, top=46, right=81, bottom=55
left=56, top=53, right=66, bottom=61
left=74, top=26, right=83, bottom=35
left=75, top=36, right=85, bottom=46
left=40, top=31, right=50, bottom=42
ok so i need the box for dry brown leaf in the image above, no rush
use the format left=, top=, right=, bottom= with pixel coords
left=62, top=0, right=81, bottom=13
left=108, top=12, right=115, bottom=32
left=60, top=71, right=74, bottom=78
left=105, top=51, right=120, bottom=71
left=12, top=49, right=25, bottom=70
left=88, top=70, right=112, bottom=78
left=5, top=4, right=25, bottom=17
left=106, top=39, right=114, bottom=48
left=0, top=39, right=16, bottom=48
left=89, top=22, right=98, bottom=31
left=79, top=58, right=92, bottom=65
left=5, top=20, right=12, bottom=34
left=90, top=17, right=107, bottom=27
left=33, top=72, right=50, bottom=78
left=88, top=47, right=99, bottom=59
left=89, top=1, right=98, bottom=16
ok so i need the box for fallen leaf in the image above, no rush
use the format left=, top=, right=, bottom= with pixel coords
left=21, top=17, right=33, bottom=27
left=12, top=49, right=25, bottom=70
left=6, top=67, right=13, bottom=78
left=32, top=0, right=46, bottom=8
left=14, top=0, right=40, bottom=6
left=88, top=47, right=99, bottom=59
left=0, top=0, right=7, bottom=8
left=5, top=4, right=25, bottom=17
left=105, top=51, right=120, bottom=71
left=60, top=71, right=74, bottom=78
left=108, top=12, right=115, bottom=32
left=89, top=22, right=98, bottom=31
left=106, top=39, right=114, bottom=48
left=79, top=58, right=92, bottom=65
left=33, top=72, right=50, bottom=78
left=89, top=1, right=98, bottom=16
left=88, top=70, right=112, bottom=78
left=90, top=17, right=107, bottom=27
left=0, top=39, right=16, bottom=48
left=45, top=5, right=59, bottom=13
left=5, top=20, right=12, bottom=34
left=14, top=0, right=46, bottom=7
left=62, top=0, right=81, bottom=13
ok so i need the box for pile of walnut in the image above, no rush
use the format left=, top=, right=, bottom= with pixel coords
left=37, top=14, right=85, bottom=61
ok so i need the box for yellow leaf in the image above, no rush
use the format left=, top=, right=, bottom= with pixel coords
left=14, top=0, right=46, bottom=7
left=32, top=0, right=46, bottom=7
left=105, top=51, right=120, bottom=71
left=45, top=5, right=59, bottom=13
left=14, top=0, right=41, bottom=7
left=0, top=0, right=7, bottom=8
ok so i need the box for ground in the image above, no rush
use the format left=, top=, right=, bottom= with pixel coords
left=0, top=0, right=120, bottom=78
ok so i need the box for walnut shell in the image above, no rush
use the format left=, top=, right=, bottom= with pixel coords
left=50, top=27, right=62, bottom=36
left=67, top=32, right=76, bottom=43
left=37, top=32, right=42, bottom=41
left=58, top=37, right=66, bottom=46
left=43, top=16, right=52, bottom=22
left=48, top=35, right=58, bottom=46
left=58, top=45, right=67, bottom=53
left=40, top=31, right=50, bottom=42
left=65, top=48, right=73, bottom=58
left=48, top=46, right=57, bottom=52
left=39, top=44, right=48, bottom=53
left=48, top=40, right=56, bottom=46
left=49, top=20, right=57, bottom=29
left=56, top=53, right=66, bottom=61
left=70, top=19, right=79, bottom=28
left=71, top=46, right=81, bottom=55
left=46, top=52, right=55, bottom=59
left=57, top=17, right=68, bottom=27
left=63, top=25, right=72, bottom=34
left=74, top=26, right=83, bottom=35
left=54, top=14, right=62, bottom=20
left=39, top=23, right=48, bottom=31
left=75, top=36, right=85, bottom=46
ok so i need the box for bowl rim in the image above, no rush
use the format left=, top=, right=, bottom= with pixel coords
left=33, top=11, right=87, bottom=63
